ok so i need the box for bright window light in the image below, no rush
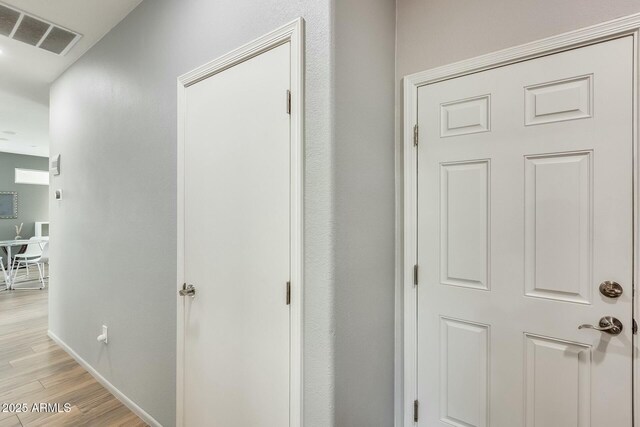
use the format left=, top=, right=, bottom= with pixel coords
left=15, top=168, right=49, bottom=185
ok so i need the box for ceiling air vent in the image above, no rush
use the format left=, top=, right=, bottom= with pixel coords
left=0, top=4, right=19, bottom=37
left=13, top=15, right=49, bottom=46
left=0, top=2, right=81, bottom=55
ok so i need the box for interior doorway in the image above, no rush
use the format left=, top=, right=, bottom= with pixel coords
left=177, top=19, right=304, bottom=427
left=402, top=22, right=640, bottom=427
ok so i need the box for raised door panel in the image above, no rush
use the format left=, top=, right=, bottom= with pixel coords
left=524, top=152, right=592, bottom=304
left=440, top=317, right=489, bottom=427
left=440, top=160, right=490, bottom=290
left=525, top=75, right=592, bottom=126
left=524, top=334, right=591, bottom=427
left=440, top=95, right=491, bottom=137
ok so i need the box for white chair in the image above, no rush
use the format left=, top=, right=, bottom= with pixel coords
left=12, top=237, right=43, bottom=279
left=0, top=257, right=6, bottom=288
left=12, top=242, right=48, bottom=289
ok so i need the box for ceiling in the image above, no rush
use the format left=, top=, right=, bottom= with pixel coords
left=0, top=0, right=142, bottom=157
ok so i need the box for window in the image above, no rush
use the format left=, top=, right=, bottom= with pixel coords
left=15, top=168, right=49, bottom=185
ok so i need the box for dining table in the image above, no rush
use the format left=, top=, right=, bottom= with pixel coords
left=0, top=238, right=48, bottom=290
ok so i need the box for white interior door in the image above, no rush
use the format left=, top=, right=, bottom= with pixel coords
left=416, top=36, right=633, bottom=426
left=182, top=42, right=291, bottom=427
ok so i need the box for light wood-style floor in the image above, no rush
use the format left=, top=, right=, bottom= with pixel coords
left=0, top=283, right=146, bottom=426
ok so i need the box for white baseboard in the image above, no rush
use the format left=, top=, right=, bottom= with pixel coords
left=48, top=330, right=162, bottom=427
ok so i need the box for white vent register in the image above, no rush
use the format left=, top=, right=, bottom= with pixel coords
left=0, top=2, right=81, bottom=55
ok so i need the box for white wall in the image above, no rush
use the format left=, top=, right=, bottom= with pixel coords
left=49, top=0, right=334, bottom=425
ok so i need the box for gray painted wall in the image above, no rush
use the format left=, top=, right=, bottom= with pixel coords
left=334, top=0, right=396, bottom=426
left=50, top=0, right=633, bottom=425
left=397, top=0, right=640, bottom=77
left=0, top=153, right=48, bottom=241
left=49, top=0, right=334, bottom=425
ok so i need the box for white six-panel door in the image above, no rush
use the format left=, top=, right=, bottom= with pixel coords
left=415, top=36, right=633, bottom=426
left=181, top=42, right=292, bottom=426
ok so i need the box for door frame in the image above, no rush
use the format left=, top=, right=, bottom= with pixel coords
left=176, top=18, right=305, bottom=427
left=399, top=13, right=640, bottom=427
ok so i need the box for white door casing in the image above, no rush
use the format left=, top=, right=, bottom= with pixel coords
left=402, top=15, right=640, bottom=427
left=177, top=19, right=304, bottom=427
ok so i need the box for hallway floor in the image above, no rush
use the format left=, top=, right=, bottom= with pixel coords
left=0, top=286, right=146, bottom=426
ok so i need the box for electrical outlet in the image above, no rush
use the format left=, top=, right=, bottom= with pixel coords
left=97, top=325, right=108, bottom=344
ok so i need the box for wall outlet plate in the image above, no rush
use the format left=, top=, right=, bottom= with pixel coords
left=97, top=325, right=108, bottom=344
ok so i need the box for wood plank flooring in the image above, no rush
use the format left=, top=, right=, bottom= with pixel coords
left=0, top=284, right=146, bottom=426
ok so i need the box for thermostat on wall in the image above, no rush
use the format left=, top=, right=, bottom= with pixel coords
left=55, top=189, right=62, bottom=200
left=50, top=154, right=60, bottom=176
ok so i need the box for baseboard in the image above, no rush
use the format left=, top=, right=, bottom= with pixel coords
left=48, top=330, right=162, bottom=427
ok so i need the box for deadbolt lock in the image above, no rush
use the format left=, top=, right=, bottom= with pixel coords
left=599, top=281, right=623, bottom=299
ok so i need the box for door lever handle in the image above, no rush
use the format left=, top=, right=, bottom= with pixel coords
left=578, top=316, right=623, bottom=336
left=179, top=283, right=196, bottom=298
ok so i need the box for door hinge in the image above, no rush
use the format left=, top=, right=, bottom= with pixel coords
left=286, top=90, right=291, bottom=114
left=633, top=319, right=637, bottom=335
left=413, top=124, right=419, bottom=147
left=413, top=399, right=419, bottom=422
left=413, top=264, right=419, bottom=286
left=286, top=281, right=291, bottom=305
